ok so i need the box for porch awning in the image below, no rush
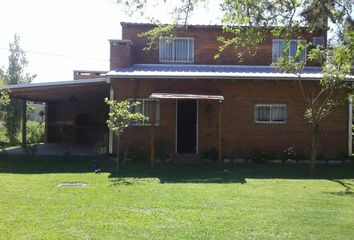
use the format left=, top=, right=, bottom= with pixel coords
left=149, top=93, right=224, bottom=101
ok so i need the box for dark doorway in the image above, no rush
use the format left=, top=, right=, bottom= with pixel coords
left=177, top=100, right=197, bottom=153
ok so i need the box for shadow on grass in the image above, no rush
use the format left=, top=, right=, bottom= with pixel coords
left=323, top=179, right=354, bottom=196
left=0, top=154, right=112, bottom=174
left=108, top=162, right=354, bottom=185
left=1, top=154, right=354, bottom=185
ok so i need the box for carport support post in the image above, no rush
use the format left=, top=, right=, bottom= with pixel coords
left=44, top=103, right=48, bottom=143
left=217, top=100, right=223, bottom=170
left=150, top=100, right=156, bottom=168
left=21, top=100, right=27, bottom=147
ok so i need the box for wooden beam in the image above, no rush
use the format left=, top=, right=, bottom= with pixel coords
left=21, top=100, right=27, bottom=147
left=217, top=101, right=223, bottom=170
left=150, top=100, right=156, bottom=168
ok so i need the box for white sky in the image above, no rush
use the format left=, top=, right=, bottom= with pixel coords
left=0, top=0, right=222, bottom=83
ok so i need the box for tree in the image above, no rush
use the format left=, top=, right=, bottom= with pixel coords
left=0, top=75, right=10, bottom=121
left=116, top=0, right=353, bottom=174
left=3, top=34, right=36, bottom=145
left=105, top=98, right=148, bottom=171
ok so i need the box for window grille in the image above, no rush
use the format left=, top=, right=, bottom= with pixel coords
left=131, top=99, right=160, bottom=126
left=254, top=104, right=287, bottom=124
left=159, top=37, right=194, bottom=63
left=272, top=39, right=307, bottom=63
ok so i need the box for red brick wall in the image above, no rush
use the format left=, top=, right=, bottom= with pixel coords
left=110, top=40, right=134, bottom=70
left=112, top=78, right=348, bottom=159
left=47, top=97, right=108, bottom=144
left=121, top=23, right=323, bottom=66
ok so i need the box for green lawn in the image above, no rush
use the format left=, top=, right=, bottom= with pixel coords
left=0, top=155, right=353, bottom=240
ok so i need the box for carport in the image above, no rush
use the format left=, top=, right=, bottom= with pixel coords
left=7, top=79, right=110, bottom=149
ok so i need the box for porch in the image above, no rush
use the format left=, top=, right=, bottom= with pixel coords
left=147, top=93, right=224, bottom=169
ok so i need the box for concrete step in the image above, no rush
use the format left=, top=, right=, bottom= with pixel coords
left=172, top=154, right=201, bottom=164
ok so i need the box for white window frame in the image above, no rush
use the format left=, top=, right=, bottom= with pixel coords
left=130, top=98, right=160, bottom=126
left=254, top=104, right=287, bottom=124
left=272, top=39, right=307, bottom=63
left=159, top=37, right=194, bottom=63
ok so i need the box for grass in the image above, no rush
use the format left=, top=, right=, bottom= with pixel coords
left=0, top=155, right=353, bottom=240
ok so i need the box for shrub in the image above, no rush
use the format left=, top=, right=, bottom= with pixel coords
left=156, top=138, right=172, bottom=160
left=295, top=151, right=308, bottom=161
left=93, top=140, right=108, bottom=155
left=27, top=120, right=44, bottom=143
left=202, top=148, right=218, bottom=161
left=127, top=144, right=148, bottom=162
left=22, top=140, right=38, bottom=157
left=0, top=140, right=7, bottom=154
left=280, top=147, right=297, bottom=162
left=251, top=150, right=276, bottom=163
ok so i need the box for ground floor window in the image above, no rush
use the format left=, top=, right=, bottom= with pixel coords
left=131, top=99, right=160, bottom=126
left=254, top=104, right=287, bottom=124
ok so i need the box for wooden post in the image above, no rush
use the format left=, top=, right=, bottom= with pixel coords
left=44, top=102, right=49, bottom=143
left=21, top=100, right=27, bottom=147
left=150, top=100, right=156, bottom=168
left=348, top=95, right=352, bottom=157
left=217, top=101, right=223, bottom=170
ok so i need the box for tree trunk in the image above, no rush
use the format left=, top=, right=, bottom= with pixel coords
left=310, top=124, right=320, bottom=175
left=116, top=133, right=120, bottom=172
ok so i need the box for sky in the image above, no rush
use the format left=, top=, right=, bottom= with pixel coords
left=0, top=0, right=222, bottom=83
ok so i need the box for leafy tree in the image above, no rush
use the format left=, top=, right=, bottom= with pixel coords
left=105, top=98, right=148, bottom=171
left=3, top=34, right=36, bottom=145
left=116, top=0, right=353, bottom=174
left=0, top=75, right=10, bottom=121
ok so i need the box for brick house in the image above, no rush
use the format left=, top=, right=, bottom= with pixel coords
left=8, top=22, right=353, bottom=165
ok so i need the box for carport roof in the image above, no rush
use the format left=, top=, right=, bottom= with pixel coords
left=7, top=78, right=108, bottom=101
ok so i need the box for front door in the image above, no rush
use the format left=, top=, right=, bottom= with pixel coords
left=177, top=100, right=197, bottom=153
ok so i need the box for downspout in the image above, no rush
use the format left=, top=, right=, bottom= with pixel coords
left=107, top=77, right=114, bottom=155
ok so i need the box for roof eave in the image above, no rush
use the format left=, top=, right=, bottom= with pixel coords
left=106, top=74, right=322, bottom=81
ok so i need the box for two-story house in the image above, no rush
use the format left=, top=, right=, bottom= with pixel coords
left=8, top=22, right=352, bottom=166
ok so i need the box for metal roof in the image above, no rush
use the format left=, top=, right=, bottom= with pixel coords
left=150, top=93, right=224, bottom=101
left=7, top=78, right=107, bottom=90
left=107, top=64, right=324, bottom=80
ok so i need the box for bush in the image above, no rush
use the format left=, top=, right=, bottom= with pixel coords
left=202, top=148, right=218, bottom=161
left=280, top=147, right=297, bottom=162
left=22, top=140, right=38, bottom=157
left=27, top=120, right=44, bottom=143
left=156, top=138, right=172, bottom=160
left=127, top=144, right=148, bottom=162
left=251, top=150, right=276, bottom=163
left=335, top=152, right=350, bottom=162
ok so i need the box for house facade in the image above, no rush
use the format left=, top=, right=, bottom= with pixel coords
left=8, top=22, right=352, bottom=164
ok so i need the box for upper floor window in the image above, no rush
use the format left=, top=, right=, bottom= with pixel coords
left=159, top=37, right=194, bottom=63
left=131, top=99, right=160, bottom=126
left=312, top=37, right=325, bottom=47
left=272, top=39, right=307, bottom=63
